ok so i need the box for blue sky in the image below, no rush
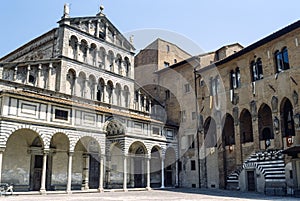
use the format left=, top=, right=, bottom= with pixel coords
left=0, top=0, right=299, bottom=57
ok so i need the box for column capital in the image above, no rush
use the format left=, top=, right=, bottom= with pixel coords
left=0, top=147, right=5, bottom=153
left=43, top=149, right=50, bottom=155
left=68, top=151, right=74, bottom=156
left=38, top=64, right=42, bottom=70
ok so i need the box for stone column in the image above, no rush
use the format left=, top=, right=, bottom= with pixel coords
left=67, top=152, right=73, bottom=193
left=149, top=100, right=152, bottom=114
left=106, top=155, right=111, bottom=188
left=161, top=157, right=165, bottom=188
left=234, top=124, right=242, bottom=165
left=37, top=64, right=42, bottom=88
left=98, top=156, right=104, bottom=192
left=175, top=160, right=179, bottom=187
left=47, top=63, right=53, bottom=90
left=252, top=119, right=260, bottom=150
left=0, top=148, right=5, bottom=183
left=146, top=156, right=151, bottom=190
left=103, top=85, right=108, bottom=103
left=93, top=83, right=97, bottom=100
left=13, top=66, right=18, bottom=81
left=130, top=157, right=135, bottom=187
left=40, top=149, right=49, bottom=194
left=26, top=65, right=31, bottom=84
left=95, top=20, right=100, bottom=37
left=123, top=155, right=128, bottom=191
left=82, top=154, right=89, bottom=190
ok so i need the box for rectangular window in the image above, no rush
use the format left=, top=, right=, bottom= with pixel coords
left=55, top=109, right=68, bottom=121
left=184, top=84, right=190, bottom=93
left=152, top=127, right=160, bottom=135
left=165, top=90, right=170, bottom=100
left=191, top=160, right=196, bottom=171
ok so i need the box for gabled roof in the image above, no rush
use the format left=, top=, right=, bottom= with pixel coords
left=59, top=12, right=135, bottom=51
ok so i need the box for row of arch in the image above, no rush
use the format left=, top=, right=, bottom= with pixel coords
left=202, top=97, right=295, bottom=149
left=69, top=35, right=131, bottom=77
left=66, top=68, right=130, bottom=106
left=1, top=126, right=178, bottom=191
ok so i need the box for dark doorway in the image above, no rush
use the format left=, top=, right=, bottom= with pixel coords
left=31, top=155, right=43, bottom=191
left=247, top=171, right=256, bottom=191
left=166, top=165, right=173, bottom=187
left=134, top=157, right=144, bottom=188
left=89, top=154, right=100, bottom=189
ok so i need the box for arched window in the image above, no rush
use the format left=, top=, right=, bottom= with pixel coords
left=107, top=81, right=114, bottom=104
left=98, top=47, right=106, bottom=68
left=78, top=72, right=86, bottom=98
left=275, top=47, right=290, bottom=73
left=115, top=83, right=121, bottom=106
left=116, top=54, right=122, bottom=74
left=69, top=36, right=78, bottom=59
left=204, top=117, right=217, bottom=148
left=108, top=51, right=114, bottom=72
left=97, top=78, right=105, bottom=101
left=124, top=57, right=131, bottom=77
left=80, top=40, right=88, bottom=62
left=240, top=109, right=253, bottom=143
left=222, top=114, right=235, bottom=146
left=250, top=58, right=263, bottom=82
left=66, top=69, right=76, bottom=95
left=90, top=43, right=97, bottom=66
left=88, top=75, right=96, bottom=100
left=124, top=86, right=130, bottom=107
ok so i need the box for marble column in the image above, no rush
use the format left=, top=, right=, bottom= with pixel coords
left=13, top=66, right=18, bottom=81
left=123, top=155, right=128, bottom=191
left=26, top=65, right=31, bottom=84
left=66, top=152, right=73, bottom=193
left=98, top=156, right=104, bottom=192
left=37, top=64, right=42, bottom=88
left=82, top=154, right=89, bottom=190
left=161, top=157, right=165, bottom=188
left=146, top=156, right=151, bottom=190
left=0, top=148, right=5, bottom=183
left=40, top=149, right=49, bottom=194
left=47, top=63, right=53, bottom=90
left=175, top=160, right=179, bottom=187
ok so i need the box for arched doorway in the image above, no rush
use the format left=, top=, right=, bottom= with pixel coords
left=220, top=114, right=236, bottom=189
left=150, top=147, right=161, bottom=188
left=258, top=104, right=274, bottom=149
left=280, top=98, right=295, bottom=147
left=164, top=147, right=176, bottom=187
left=204, top=117, right=217, bottom=148
left=109, top=142, right=124, bottom=189
left=2, top=129, right=48, bottom=192
left=128, top=142, right=147, bottom=188
left=240, top=109, right=253, bottom=144
left=74, top=137, right=101, bottom=190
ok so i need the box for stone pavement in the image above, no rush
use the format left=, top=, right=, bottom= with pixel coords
left=0, top=188, right=299, bottom=201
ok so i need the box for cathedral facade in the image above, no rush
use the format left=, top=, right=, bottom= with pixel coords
left=0, top=5, right=178, bottom=193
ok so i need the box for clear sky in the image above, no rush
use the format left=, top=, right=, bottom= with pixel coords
left=0, top=0, right=299, bottom=58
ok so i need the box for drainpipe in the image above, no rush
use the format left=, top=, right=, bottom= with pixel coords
left=194, top=68, right=201, bottom=188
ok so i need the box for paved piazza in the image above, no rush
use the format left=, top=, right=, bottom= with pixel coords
left=1, top=189, right=299, bottom=201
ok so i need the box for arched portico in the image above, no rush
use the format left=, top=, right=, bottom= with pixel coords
left=2, top=129, right=47, bottom=192
left=73, top=136, right=102, bottom=190
left=128, top=141, right=148, bottom=188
